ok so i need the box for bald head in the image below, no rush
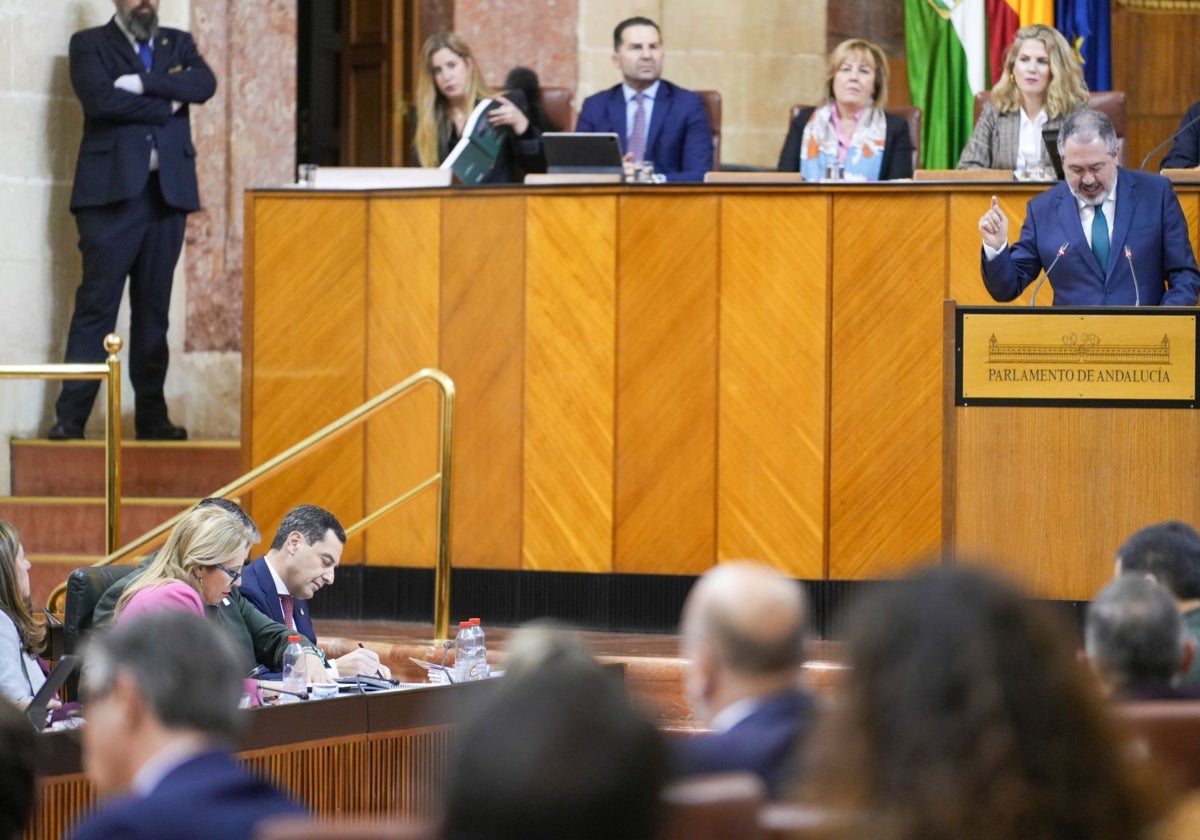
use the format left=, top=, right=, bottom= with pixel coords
left=682, top=561, right=808, bottom=675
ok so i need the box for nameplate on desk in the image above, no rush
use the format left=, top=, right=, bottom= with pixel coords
left=956, top=308, right=1198, bottom=407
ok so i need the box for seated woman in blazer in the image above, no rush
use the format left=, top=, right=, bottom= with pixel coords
left=777, top=38, right=912, bottom=181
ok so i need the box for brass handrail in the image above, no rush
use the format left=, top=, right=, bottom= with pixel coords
left=0, top=334, right=123, bottom=553
left=44, top=367, right=456, bottom=639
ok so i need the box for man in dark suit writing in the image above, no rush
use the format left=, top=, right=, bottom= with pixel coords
left=978, top=109, right=1200, bottom=306
left=51, top=0, right=217, bottom=440
left=575, top=17, right=712, bottom=183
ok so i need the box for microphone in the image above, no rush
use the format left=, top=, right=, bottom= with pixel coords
left=1030, top=241, right=1069, bottom=307
left=1124, top=246, right=1141, bottom=307
left=439, top=640, right=456, bottom=683
left=1140, top=110, right=1200, bottom=171
left=246, top=664, right=269, bottom=679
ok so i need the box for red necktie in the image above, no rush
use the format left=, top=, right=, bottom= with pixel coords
left=280, top=594, right=296, bottom=630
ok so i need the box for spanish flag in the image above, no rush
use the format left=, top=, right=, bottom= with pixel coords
left=986, top=0, right=1055, bottom=85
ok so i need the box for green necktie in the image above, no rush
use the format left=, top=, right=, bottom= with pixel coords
left=1092, top=205, right=1110, bottom=273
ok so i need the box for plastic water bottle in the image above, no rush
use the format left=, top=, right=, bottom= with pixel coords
left=453, top=621, right=474, bottom=683
left=468, top=618, right=488, bottom=680
left=281, top=635, right=307, bottom=702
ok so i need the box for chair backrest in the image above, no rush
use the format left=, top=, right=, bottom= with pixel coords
left=789, top=104, right=921, bottom=172
left=972, top=90, right=1128, bottom=165
left=698, top=90, right=722, bottom=171
left=656, top=772, right=766, bottom=840
left=63, top=564, right=136, bottom=654
left=1118, top=701, right=1200, bottom=790
left=540, top=85, right=575, bottom=132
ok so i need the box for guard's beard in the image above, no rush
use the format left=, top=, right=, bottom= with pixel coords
left=117, top=2, right=159, bottom=42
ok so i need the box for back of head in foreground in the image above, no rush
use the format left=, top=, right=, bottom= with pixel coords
left=442, top=627, right=668, bottom=840
left=798, top=564, right=1167, bottom=840
left=1087, top=574, right=1187, bottom=696
left=1116, top=520, right=1200, bottom=602
left=0, top=697, right=36, bottom=840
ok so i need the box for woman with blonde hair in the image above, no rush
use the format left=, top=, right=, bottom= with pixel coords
left=414, top=33, right=545, bottom=182
left=0, top=521, right=47, bottom=708
left=777, top=38, right=912, bottom=181
left=115, top=505, right=253, bottom=621
left=958, top=24, right=1089, bottom=174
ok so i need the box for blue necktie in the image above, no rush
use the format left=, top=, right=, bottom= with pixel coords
left=1092, top=205, right=1110, bottom=273
left=137, top=39, right=153, bottom=72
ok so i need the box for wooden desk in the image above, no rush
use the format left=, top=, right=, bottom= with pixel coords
left=242, top=182, right=1200, bottom=591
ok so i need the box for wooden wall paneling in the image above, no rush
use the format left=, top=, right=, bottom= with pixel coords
left=1180, top=191, right=1200, bottom=262
left=245, top=195, right=367, bottom=556
left=952, top=407, right=1200, bottom=601
left=28, top=775, right=92, bottom=840
left=439, top=196, right=526, bottom=569
left=828, top=190, right=946, bottom=579
left=946, top=187, right=1049, bottom=306
left=614, top=194, right=719, bottom=576
left=366, top=197, right=442, bottom=568
left=717, top=194, right=828, bottom=580
left=523, top=195, right=618, bottom=573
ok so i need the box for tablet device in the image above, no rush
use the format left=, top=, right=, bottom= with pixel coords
left=542, top=132, right=624, bottom=174
left=27, top=655, right=79, bottom=732
left=1042, top=127, right=1066, bottom=180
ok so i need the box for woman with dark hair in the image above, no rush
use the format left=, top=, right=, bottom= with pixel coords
left=0, top=520, right=47, bottom=709
left=414, top=33, right=545, bottom=182
left=796, top=564, right=1167, bottom=840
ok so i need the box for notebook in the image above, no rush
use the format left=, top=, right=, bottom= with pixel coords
left=542, top=132, right=624, bottom=174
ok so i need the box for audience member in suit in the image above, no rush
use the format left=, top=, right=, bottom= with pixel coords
left=68, top=611, right=302, bottom=840
left=93, top=499, right=325, bottom=678
left=504, top=66, right=560, bottom=132
left=0, top=698, right=36, bottom=840
left=414, top=33, right=545, bottom=183
left=958, top=25, right=1088, bottom=174
left=1160, top=100, right=1200, bottom=170
left=443, top=624, right=666, bottom=840
left=979, top=109, right=1200, bottom=305
left=575, top=17, right=713, bottom=182
left=1116, top=521, right=1200, bottom=689
left=50, top=0, right=216, bottom=441
left=238, top=505, right=389, bottom=678
left=674, top=561, right=815, bottom=798
left=1086, top=575, right=1200, bottom=701
left=777, top=39, right=913, bottom=181
left=797, top=565, right=1169, bottom=840
left=0, top=521, right=49, bottom=709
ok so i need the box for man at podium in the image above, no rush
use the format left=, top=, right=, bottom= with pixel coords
left=978, top=109, right=1200, bottom=306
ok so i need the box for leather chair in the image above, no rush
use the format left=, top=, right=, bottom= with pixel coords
left=1118, top=700, right=1200, bottom=791
left=656, top=772, right=766, bottom=840
left=539, top=85, right=575, bottom=132
left=63, top=564, right=135, bottom=654
left=698, top=90, right=722, bottom=171
left=972, top=90, right=1129, bottom=165
left=789, top=104, right=922, bottom=173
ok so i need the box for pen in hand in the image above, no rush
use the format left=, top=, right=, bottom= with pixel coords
left=358, top=642, right=386, bottom=680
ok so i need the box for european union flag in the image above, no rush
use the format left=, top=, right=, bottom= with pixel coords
left=1056, top=0, right=1111, bottom=90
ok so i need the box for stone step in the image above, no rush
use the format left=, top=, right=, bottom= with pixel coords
left=10, top=438, right=241, bottom=498
left=0, top=497, right=193, bottom=555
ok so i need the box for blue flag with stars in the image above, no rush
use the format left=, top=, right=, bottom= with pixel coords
left=1056, top=0, right=1111, bottom=91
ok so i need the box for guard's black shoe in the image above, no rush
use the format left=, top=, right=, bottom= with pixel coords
left=48, top=419, right=85, bottom=440
left=136, top=420, right=188, bottom=441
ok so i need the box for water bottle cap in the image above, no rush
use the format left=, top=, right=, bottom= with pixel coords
left=469, top=618, right=480, bottom=625
left=459, top=621, right=470, bottom=628
left=287, top=634, right=301, bottom=642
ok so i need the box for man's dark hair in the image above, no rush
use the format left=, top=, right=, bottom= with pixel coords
left=0, top=699, right=36, bottom=840
left=269, top=504, right=346, bottom=550
left=197, top=497, right=261, bottom=543
left=613, top=16, right=660, bottom=51
left=1116, top=520, right=1200, bottom=600
left=1086, top=575, right=1184, bottom=690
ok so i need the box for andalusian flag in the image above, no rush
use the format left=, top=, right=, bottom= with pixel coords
left=906, top=0, right=989, bottom=169
left=1057, top=0, right=1111, bottom=90
left=986, top=0, right=1055, bottom=84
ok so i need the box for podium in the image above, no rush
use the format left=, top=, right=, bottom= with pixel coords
left=943, top=302, right=1200, bottom=600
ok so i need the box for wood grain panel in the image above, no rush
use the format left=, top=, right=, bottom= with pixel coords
left=523, top=195, right=617, bottom=573
left=952, top=407, right=1200, bottom=600
left=245, top=195, right=367, bottom=551
left=829, top=191, right=945, bottom=579
left=946, top=187, right=1052, bottom=306
left=718, top=194, right=827, bottom=579
left=615, top=194, right=719, bottom=575
left=1180, top=191, right=1200, bottom=262
left=439, top=196, right=526, bottom=569
left=365, top=198, right=442, bottom=568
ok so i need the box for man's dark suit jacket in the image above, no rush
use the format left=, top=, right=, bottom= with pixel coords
left=982, top=168, right=1200, bottom=306
left=673, top=689, right=816, bottom=798
left=1161, top=100, right=1200, bottom=170
left=68, top=19, right=216, bottom=213
left=237, top=558, right=318, bottom=645
left=575, top=80, right=713, bottom=182
left=776, top=106, right=913, bottom=180
left=67, top=749, right=302, bottom=840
